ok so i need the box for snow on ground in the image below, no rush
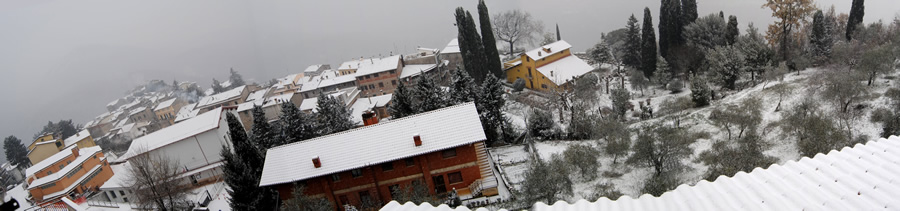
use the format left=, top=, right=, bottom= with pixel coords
left=492, top=67, right=900, bottom=205
left=5, top=183, right=33, bottom=208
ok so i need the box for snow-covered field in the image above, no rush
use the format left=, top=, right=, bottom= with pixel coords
left=494, top=67, right=900, bottom=204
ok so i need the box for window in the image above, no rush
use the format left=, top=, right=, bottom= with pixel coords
left=331, top=174, right=341, bottom=182
left=381, top=162, right=393, bottom=171
left=448, top=172, right=463, bottom=184
left=378, top=82, right=384, bottom=88
left=405, top=158, right=415, bottom=166
left=360, top=86, right=366, bottom=90
left=351, top=169, right=362, bottom=178
left=120, top=190, right=125, bottom=195
left=123, top=197, right=128, bottom=203
left=110, top=191, right=117, bottom=198
left=369, top=84, right=375, bottom=89
left=442, top=148, right=457, bottom=158
left=374, top=73, right=379, bottom=77
left=389, top=70, right=396, bottom=74
left=541, top=84, right=548, bottom=89
left=40, top=183, right=56, bottom=189
left=365, top=75, right=371, bottom=79
left=47, top=170, right=52, bottom=175
left=392, top=80, right=397, bottom=85
left=59, top=164, right=65, bottom=169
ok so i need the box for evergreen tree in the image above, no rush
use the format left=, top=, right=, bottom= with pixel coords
left=623, top=14, right=643, bottom=68
left=389, top=81, right=416, bottom=119
left=707, top=46, right=746, bottom=90
left=315, top=94, right=355, bottom=135
left=413, top=75, right=450, bottom=113
left=611, top=88, right=632, bottom=120
left=449, top=68, right=479, bottom=104
left=279, top=102, right=316, bottom=145
left=846, top=0, right=865, bottom=40
left=810, top=10, right=833, bottom=62
left=659, top=0, right=684, bottom=59
left=250, top=106, right=279, bottom=149
left=4, top=136, right=30, bottom=168
left=725, top=15, right=739, bottom=45
left=455, top=8, right=488, bottom=83
left=682, top=0, right=698, bottom=24
left=738, top=23, right=775, bottom=83
left=690, top=77, right=711, bottom=107
left=228, top=68, right=245, bottom=88
left=477, top=74, right=507, bottom=146
left=211, top=78, right=225, bottom=94
left=555, top=24, right=561, bottom=41
left=478, top=0, right=503, bottom=79
left=172, top=79, right=180, bottom=91
left=528, top=108, right=558, bottom=140
left=640, top=8, right=658, bottom=79
left=221, top=113, right=278, bottom=211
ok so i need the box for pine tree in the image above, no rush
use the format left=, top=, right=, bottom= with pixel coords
left=279, top=102, right=316, bottom=145
left=623, top=14, right=642, bottom=68
left=389, top=81, right=416, bottom=119
left=4, top=136, right=30, bottom=168
left=449, top=68, right=479, bottom=104
left=221, top=113, right=278, bottom=211
left=229, top=68, right=245, bottom=88
left=846, top=0, right=865, bottom=40
left=250, top=106, right=279, bottom=149
left=725, top=15, right=740, bottom=45
left=641, top=8, right=658, bottom=79
left=478, top=0, right=503, bottom=79
left=314, top=94, right=355, bottom=135
left=477, top=74, right=507, bottom=146
left=413, top=74, right=450, bottom=113
left=211, top=78, right=225, bottom=94
left=810, top=10, right=833, bottom=62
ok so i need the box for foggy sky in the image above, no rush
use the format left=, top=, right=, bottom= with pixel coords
left=0, top=0, right=896, bottom=162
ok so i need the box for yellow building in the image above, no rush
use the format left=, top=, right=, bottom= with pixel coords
left=503, top=40, right=595, bottom=92
left=153, top=98, right=186, bottom=125
left=27, top=142, right=61, bottom=166
left=63, top=130, right=97, bottom=149
left=27, top=130, right=98, bottom=165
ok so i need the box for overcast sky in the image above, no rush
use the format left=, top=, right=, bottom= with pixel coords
left=0, top=0, right=896, bottom=161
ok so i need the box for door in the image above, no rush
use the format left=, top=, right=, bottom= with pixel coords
left=432, top=175, right=447, bottom=194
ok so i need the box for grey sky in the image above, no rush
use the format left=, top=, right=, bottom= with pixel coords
left=0, top=0, right=896, bottom=159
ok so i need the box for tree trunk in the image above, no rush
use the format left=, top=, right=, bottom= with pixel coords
left=509, top=41, right=515, bottom=57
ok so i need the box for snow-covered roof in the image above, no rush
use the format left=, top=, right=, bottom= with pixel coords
left=219, top=80, right=232, bottom=88
left=120, top=107, right=225, bottom=161
left=399, top=64, right=439, bottom=80
left=338, top=60, right=362, bottom=70
left=106, top=99, right=120, bottom=107
left=118, top=123, right=136, bottom=134
left=63, top=129, right=91, bottom=147
left=304, top=64, right=325, bottom=73
left=528, top=136, right=900, bottom=211
left=299, top=80, right=321, bottom=93
left=153, top=98, right=177, bottom=111
left=441, top=38, right=460, bottom=54
left=317, top=74, right=357, bottom=89
left=349, top=94, right=393, bottom=125
left=43, top=164, right=103, bottom=202
left=237, top=93, right=295, bottom=112
left=245, top=88, right=270, bottom=102
left=259, top=102, right=486, bottom=187
left=536, top=55, right=594, bottom=85
left=298, top=98, right=319, bottom=112
left=99, top=162, right=130, bottom=189
left=174, top=103, right=198, bottom=122
left=128, top=107, right=147, bottom=117
left=27, top=146, right=103, bottom=190
left=353, top=55, right=402, bottom=76
left=196, top=85, right=246, bottom=109
left=25, top=145, right=76, bottom=176
left=525, top=40, right=573, bottom=61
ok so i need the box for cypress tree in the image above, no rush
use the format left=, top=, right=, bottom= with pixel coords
left=641, top=8, right=658, bottom=79
left=682, top=0, right=698, bottom=23
left=846, top=0, right=865, bottom=40
left=389, top=81, right=416, bottom=119
left=478, top=0, right=503, bottom=79
left=455, top=8, right=488, bottom=83
left=250, top=105, right=279, bottom=149
left=725, top=15, right=740, bottom=45
left=221, top=113, right=278, bottom=211
left=810, top=10, right=833, bottom=60
left=623, top=14, right=642, bottom=68
left=659, top=0, right=683, bottom=59
left=556, top=24, right=561, bottom=41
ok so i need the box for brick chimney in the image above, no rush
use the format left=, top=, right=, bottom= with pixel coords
left=312, top=157, right=321, bottom=168
left=413, top=134, right=422, bottom=146
left=362, top=110, right=379, bottom=126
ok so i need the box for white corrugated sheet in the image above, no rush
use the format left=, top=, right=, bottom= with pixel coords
left=259, top=102, right=486, bottom=187
left=381, top=136, right=900, bottom=211
left=536, top=55, right=594, bottom=85
left=381, top=201, right=494, bottom=211
left=525, top=40, right=572, bottom=61
left=120, top=107, right=224, bottom=161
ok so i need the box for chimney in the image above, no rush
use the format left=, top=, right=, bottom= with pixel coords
left=362, top=110, right=379, bottom=126
left=413, top=134, right=422, bottom=146
left=538, top=51, right=542, bottom=57
left=312, top=157, right=321, bottom=168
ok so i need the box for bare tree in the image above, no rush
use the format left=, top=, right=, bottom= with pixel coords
left=124, top=150, right=191, bottom=211
left=493, top=10, right=544, bottom=56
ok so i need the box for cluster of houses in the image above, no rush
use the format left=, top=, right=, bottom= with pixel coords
left=16, top=38, right=598, bottom=210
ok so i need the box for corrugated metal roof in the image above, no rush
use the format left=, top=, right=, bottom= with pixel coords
left=381, top=201, right=495, bottom=211
left=381, top=136, right=900, bottom=210
left=259, top=102, right=486, bottom=187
